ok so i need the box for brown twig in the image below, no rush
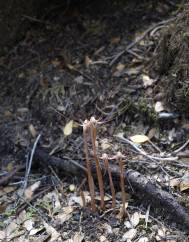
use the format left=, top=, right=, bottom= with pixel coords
left=117, top=152, right=126, bottom=217
left=90, top=117, right=105, bottom=210
left=83, top=120, right=96, bottom=212
left=102, top=153, right=116, bottom=208
left=34, top=148, right=189, bottom=231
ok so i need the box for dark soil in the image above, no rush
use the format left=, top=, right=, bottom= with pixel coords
left=1, top=0, right=189, bottom=241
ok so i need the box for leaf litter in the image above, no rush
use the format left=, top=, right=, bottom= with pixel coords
left=0, top=1, right=189, bottom=242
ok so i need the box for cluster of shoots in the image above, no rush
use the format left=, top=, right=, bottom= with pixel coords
left=83, top=117, right=126, bottom=216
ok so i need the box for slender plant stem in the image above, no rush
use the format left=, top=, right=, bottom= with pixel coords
left=117, top=152, right=126, bottom=217
left=83, top=120, right=96, bottom=212
left=90, top=117, right=105, bottom=210
left=103, top=154, right=116, bottom=208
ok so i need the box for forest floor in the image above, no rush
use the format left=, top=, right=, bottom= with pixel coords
left=0, top=0, right=189, bottom=241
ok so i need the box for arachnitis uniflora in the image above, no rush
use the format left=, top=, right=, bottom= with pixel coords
left=90, top=117, right=105, bottom=210
left=117, top=152, right=126, bottom=217
left=83, top=119, right=96, bottom=212
left=102, top=153, right=116, bottom=208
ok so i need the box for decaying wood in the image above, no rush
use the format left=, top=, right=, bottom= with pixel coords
left=34, top=148, right=189, bottom=232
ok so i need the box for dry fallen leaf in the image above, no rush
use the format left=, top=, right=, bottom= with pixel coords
left=101, top=138, right=111, bottom=150
left=0, top=231, right=5, bottom=240
left=69, top=184, right=76, bottom=192
left=24, top=181, right=41, bottom=200
left=138, top=237, right=149, bottom=242
left=130, top=212, right=140, bottom=228
left=124, top=221, right=132, bottom=229
left=142, top=74, right=154, bottom=87
left=43, top=222, right=61, bottom=241
left=147, top=128, right=156, bottom=140
left=99, top=235, right=108, bottom=242
left=95, top=195, right=111, bottom=201
left=29, top=227, right=44, bottom=236
left=154, top=101, right=164, bottom=113
left=72, top=232, right=84, bottom=242
left=6, top=221, right=18, bottom=238
left=156, top=227, right=166, bottom=241
left=169, top=178, right=180, bottom=188
left=122, top=228, right=137, bottom=241
left=69, top=191, right=91, bottom=207
left=55, top=206, right=73, bottom=223
left=130, top=134, right=149, bottom=144
left=29, top=124, right=37, bottom=138
left=63, top=120, right=74, bottom=136
left=116, top=63, right=125, bottom=71
left=23, top=219, right=34, bottom=231
left=180, top=179, right=189, bottom=191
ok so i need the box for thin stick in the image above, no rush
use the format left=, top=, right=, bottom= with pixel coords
left=117, top=152, right=126, bottom=218
left=116, top=135, right=178, bottom=161
left=83, top=120, right=96, bottom=212
left=22, top=134, right=41, bottom=193
left=172, top=139, right=189, bottom=154
left=102, top=154, right=116, bottom=208
left=90, top=117, right=105, bottom=210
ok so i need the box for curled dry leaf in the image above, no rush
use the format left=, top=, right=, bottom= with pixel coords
left=129, top=135, right=149, bottom=144
left=63, top=120, right=74, bottom=136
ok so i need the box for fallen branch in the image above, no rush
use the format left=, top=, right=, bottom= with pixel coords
left=34, top=148, right=189, bottom=232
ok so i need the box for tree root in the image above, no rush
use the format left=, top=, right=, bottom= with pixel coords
left=34, top=148, right=189, bottom=232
